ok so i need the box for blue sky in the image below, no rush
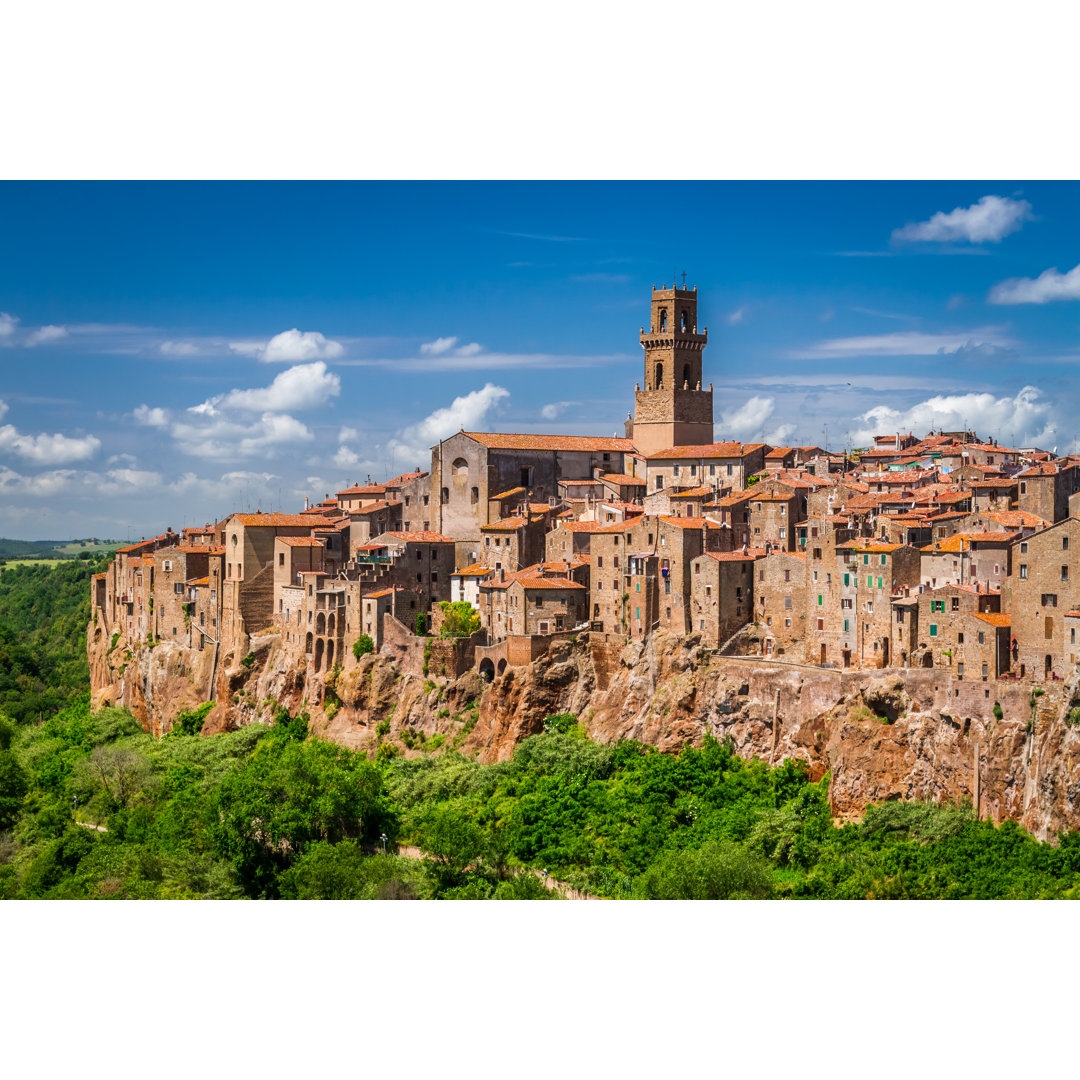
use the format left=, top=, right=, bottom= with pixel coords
left=3, top=181, right=1080, bottom=540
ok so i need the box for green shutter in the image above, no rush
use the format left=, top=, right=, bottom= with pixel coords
left=863, top=554, right=869, bottom=565
left=818, top=594, right=823, bottom=606
left=867, top=575, right=872, bottom=588
left=635, top=606, right=640, bottom=619
left=877, top=577, right=883, bottom=589
left=881, top=554, right=887, bottom=566
left=930, top=624, right=938, bottom=637
left=843, top=618, right=850, bottom=632
left=843, top=573, right=849, bottom=586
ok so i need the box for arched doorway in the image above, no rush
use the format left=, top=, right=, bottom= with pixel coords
left=496, top=658, right=507, bottom=676
left=326, top=639, right=335, bottom=668
left=316, top=612, right=326, bottom=635
left=305, top=632, right=313, bottom=655
left=327, top=612, right=335, bottom=636
left=479, top=658, right=495, bottom=682
left=314, top=637, right=324, bottom=672
left=655, top=362, right=663, bottom=388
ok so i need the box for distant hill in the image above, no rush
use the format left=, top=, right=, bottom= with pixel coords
left=0, top=537, right=122, bottom=560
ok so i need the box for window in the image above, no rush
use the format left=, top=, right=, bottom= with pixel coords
left=818, top=594, right=823, bottom=606
left=278, top=552, right=285, bottom=567
left=843, top=573, right=849, bottom=586
left=951, top=597, right=960, bottom=611
left=674, top=465, right=680, bottom=477
left=1020, top=482, right=1026, bottom=494
left=877, top=577, right=883, bottom=589
left=957, top=663, right=964, bottom=676
left=1064, top=566, right=1070, bottom=581
left=982, top=663, right=989, bottom=677
left=1020, top=564, right=1028, bottom=578
left=863, top=554, right=869, bottom=565
left=813, top=570, right=818, bottom=583
left=867, top=575, right=873, bottom=588
left=1043, top=594, right=1058, bottom=607
left=785, top=618, right=791, bottom=627
left=866, top=601, right=873, bottom=614
left=816, top=618, right=824, bottom=631
left=784, top=569, right=791, bottom=582
left=978, top=631, right=985, bottom=644
left=1021, top=541, right=1028, bottom=554
left=958, top=633, right=964, bottom=644
left=843, top=618, right=850, bottom=632
left=880, top=554, right=887, bottom=566
left=597, top=556, right=603, bottom=567
left=1065, top=536, right=1071, bottom=551
left=784, top=596, right=792, bottom=610
left=930, top=624, right=938, bottom=637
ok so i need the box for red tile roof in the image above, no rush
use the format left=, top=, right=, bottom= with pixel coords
left=648, top=441, right=767, bottom=460
left=462, top=431, right=633, bottom=452
left=385, top=531, right=453, bottom=543
left=972, top=612, right=1011, bottom=627
left=599, top=472, right=646, bottom=485
left=233, top=514, right=335, bottom=527
left=277, top=536, right=325, bottom=547
left=481, top=516, right=529, bottom=531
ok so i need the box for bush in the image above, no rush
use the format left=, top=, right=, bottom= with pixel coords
left=353, top=634, right=374, bottom=660
left=633, top=841, right=774, bottom=900
left=439, top=601, right=481, bottom=638
left=415, top=612, right=428, bottom=637
left=240, top=652, right=256, bottom=669
left=171, top=701, right=215, bottom=737
left=993, top=702, right=1003, bottom=721
left=1067, top=707, right=1080, bottom=728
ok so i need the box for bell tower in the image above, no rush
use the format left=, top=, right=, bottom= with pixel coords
left=628, top=283, right=714, bottom=456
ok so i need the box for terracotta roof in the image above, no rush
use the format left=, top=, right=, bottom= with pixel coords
left=233, top=514, right=335, bottom=527
left=386, top=471, right=427, bottom=485
left=969, top=477, right=1017, bottom=488
left=703, top=551, right=756, bottom=562
left=593, top=519, right=635, bottom=534
left=670, top=485, right=714, bottom=498
left=490, top=486, right=526, bottom=500
left=920, top=535, right=970, bottom=553
left=972, top=612, right=1011, bottom=628
left=837, top=541, right=903, bottom=553
left=599, top=473, right=646, bottom=485
left=452, top=563, right=493, bottom=576
left=559, top=478, right=603, bottom=486
left=659, top=516, right=718, bottom=530
left=347, top=499, right=401, bottom=515
left=648, top=441, right=767, bottom=460
left=513, top=576, right=586, bottom=590
left=187, top=576, right=210, bottom=586
left=481, top=516, right=529, bottom=531
left=277, top=536, right=325, bottom=547
left=552, top=520, right=602, bottom=533
left=297, top=570, right=326, bottom=576
left=462, top=431, right=633, bottom=452
left=385, top=531, right=452, bottom=543
left=715, top=491, right=754, bottom=508
left=968, top=532, right=1018, bottom=543
left=765, top=447, right=795, bottom=459
left=337, top=484, right=387, bottom=497
left=364, top=586, right=404, bottom=599
left=986, top=510, right=1049, bottom=528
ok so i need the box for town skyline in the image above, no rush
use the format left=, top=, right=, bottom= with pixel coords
left=3, top=181, right=1080, bottom=539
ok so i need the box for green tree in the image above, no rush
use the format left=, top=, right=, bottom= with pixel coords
left=353, top=634, right=375, bottom=659
left=439, top=601, right=481, bottom=638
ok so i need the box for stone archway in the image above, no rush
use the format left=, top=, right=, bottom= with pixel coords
left=316, top=612, right=326, bottom=635
left=479, top=658, right=495, bottom=682
left=314, top=637, right=324, bottom=672
left=496, top=658, right=507, bottom=676
left=305, top=632, right=313, bottom=655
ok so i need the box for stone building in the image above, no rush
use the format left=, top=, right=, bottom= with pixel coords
left=1018, top=462, right=1080, bottom=525
left=1005, top=517, right=1080, bottom=680
left=430, top=430, right=633, bottom=541
left=753, top=551, right=808, bottom=659
left=690, top=551, right=755, bottom=647
left=626, top=285, right=714, bottom=457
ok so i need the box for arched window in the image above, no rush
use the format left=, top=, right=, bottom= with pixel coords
left=682, top=363, right=691, bottom=387
left=452, top=457, right=468, bottom=476
left=655, top=362, right=663, bottom=388
left=680, top=310, right=688, bottom=331
left=659, top=309, right=667, bottom=331
left=441, top=487, right=449, bottom=504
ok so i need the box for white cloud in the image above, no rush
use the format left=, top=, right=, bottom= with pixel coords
left=796, top=327, right=1012, bottom=359
left=134, top=404, right=169, bottom=428
left=766, top=423, right=796, bottom=444
left=0, top=400, right=7, bottom=420
left=0, top=313, right=18, bottom=338
left=107, top=452, right=137, bottom=466
left=727, top=307, right=746, bottom=325
left=989, top=263, right=1080, bottom=305
left=169, top=411, right=314, bottom=460
left=194, top=361, right=341, bottom=415
left=719, top=396, right=776, bottom=441
left=386, top=382, right=510, bottom=464
left=540, top=400, right=579, bottom=421
left=160, top=340, right=202, bottom=356
left=230, top=328, right=344, bottom=364
left=25, top=325, right=68, bottom=346
left=338, top=425, right=359, bottom=444
left=851, top=386, right=1055, bottom=447
left=419, top=336, right=484, bottom=358
left=420, top=336, right=459, bottom=355
left=0, top=423, right=101, bottom=464
left=333, top=445, right=360, bottom=468
left=892, top=195, right=1032, bottom=244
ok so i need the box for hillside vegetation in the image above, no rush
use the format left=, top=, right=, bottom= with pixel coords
left=0, top=556, right=109, bottom=723
left=3, top=697, right=1080, bottom=899
left=4, top=557, right=1080, bottom=899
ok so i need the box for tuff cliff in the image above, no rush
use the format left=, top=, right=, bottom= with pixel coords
left=88, top=620, right=1080, bottom=841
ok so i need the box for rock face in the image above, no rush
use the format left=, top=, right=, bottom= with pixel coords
left=89, top=622, right=1080, bottom=840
